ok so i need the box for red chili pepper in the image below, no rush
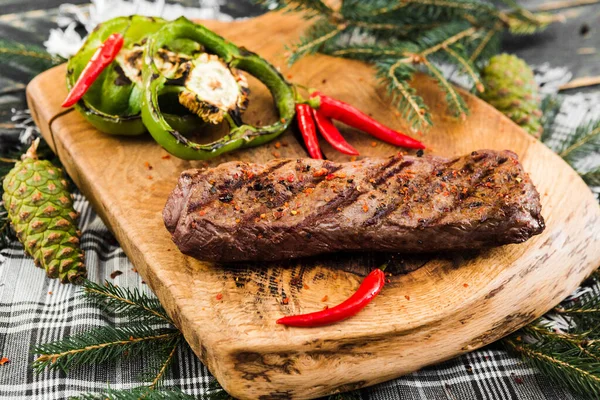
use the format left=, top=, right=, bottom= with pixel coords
left=276, top=268, right=385, bottom=327
left=62, top=33, right=124, bottom=108
left=295, top=103, right=323, bottom=159
left=311, top=91, right=425, bottom=149
left=312, top=108, right=359, bottom=156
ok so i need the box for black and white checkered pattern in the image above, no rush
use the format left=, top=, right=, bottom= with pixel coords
left=0, top=76, right=597, bottom=400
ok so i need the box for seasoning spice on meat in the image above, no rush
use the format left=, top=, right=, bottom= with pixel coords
left=164, top=150, right=544, bottom=262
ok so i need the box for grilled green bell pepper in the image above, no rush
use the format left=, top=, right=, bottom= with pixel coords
left=141, top=17, right=296, bottom=160
left=66, top=15, right=204, bottom=135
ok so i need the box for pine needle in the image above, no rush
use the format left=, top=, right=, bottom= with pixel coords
left=82, top=280, right=172, bottom=324
left=254, top=0, right=333, bottom=17
left=365, top=0, right=496, bottom=18
left=0, top=39, right=62, bottom=80
left=421, top=56, right=468, bottom=119
left=557, top=119, right=600, bottom=166
left=268, top=0, right=556, bottom=130
left=504, top=340, right=600, bottom=398
left=580, top=168, right=600, bottom=186
left=206, top=378, right=363, bottom=400
left=77, top=386, right=195, bottom=399
left=288, top=20, right=347, bottom=64
left=443, top=46, right=483, bottom=92
left=540, top=95, right=564, bottom=143
left=32, top=325, right=181, bottom=373
left=149, top=337, right=181, bottom=390
left=468, top=24, right=502, bottom=63
left=377, top=60, right=432, bottom=129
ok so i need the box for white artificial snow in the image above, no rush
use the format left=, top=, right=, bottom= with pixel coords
left=44, top=0, right=233, bottom=58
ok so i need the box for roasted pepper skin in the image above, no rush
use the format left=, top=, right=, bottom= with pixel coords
left=66, top=16, right=202, bottom=135
left=141, top=17, right=296, bottom=160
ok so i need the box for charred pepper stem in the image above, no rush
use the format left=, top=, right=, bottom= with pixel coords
left=277, top=268, right=385, bottom=327
left=141, top=17, right=295, bottom=160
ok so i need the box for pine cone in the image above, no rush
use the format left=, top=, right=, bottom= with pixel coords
left=480, top=53, right=543, bottom=138
left=2, top=139, right=86, bottom=283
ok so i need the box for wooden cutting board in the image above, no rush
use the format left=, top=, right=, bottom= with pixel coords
left=26, top=11, right=600, bottom=400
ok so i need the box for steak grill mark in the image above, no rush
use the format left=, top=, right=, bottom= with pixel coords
left=164, top=150, right=545, bottom=262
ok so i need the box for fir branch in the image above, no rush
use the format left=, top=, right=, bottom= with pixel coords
left=416, top=24, right=478, bottom=58
left=289, top=20, right=347, bottom=64
left=504, top=335, right=600, bottom=398
left=0, top=39, right=62, bottom=79
left=327, top=45, right=409, bottom=60
left=253, top=0, right=333, bottom=17
left=0, top=209, right=13, bottom=249
left=503, top=327, right=600, bottom=397
left=498, top=0, right=558, bottom=34
left=468, top=23, right=502, bottom=63
left=82, top=280, right=172, bottom=324
left=556, top=119, right=600, bottom=166
left=327, top=392, right=363, bottom=400
left=206, top=378, right=363, bottom=400
left=443, top=45, right=483, bottom=92
left=555, top=302, right=600, bottom=315
left=504, top=11, right=558, bottom=35
left=149, top=337, right=181, bottom=390
left=377, top=60, right=432, bottom=129
left=206, top=379, right=233, bottom=400
left=78, top=387, right=195, bottom=400
left=364, top=0, right=496, bottom=18
left=580, top=168, right=600, bottom=186
left=32, top=325, right=181, bottom=373
left=540, top=95, right=564, bottom=143
left=420, top=56, right=468, bottom=118
left=525, top=325, right=600, bottom=363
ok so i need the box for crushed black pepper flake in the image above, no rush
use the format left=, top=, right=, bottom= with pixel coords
left=219, top=193, right=234, bottom=203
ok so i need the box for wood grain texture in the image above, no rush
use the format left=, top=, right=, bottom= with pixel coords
left=26, top=11, right=600, bottom=400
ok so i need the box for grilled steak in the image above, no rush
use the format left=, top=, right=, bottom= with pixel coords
left=164, top=150, right=544, bottom=262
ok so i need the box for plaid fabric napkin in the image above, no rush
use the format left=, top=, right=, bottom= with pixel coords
left=0, top=74, right=597, bottom=400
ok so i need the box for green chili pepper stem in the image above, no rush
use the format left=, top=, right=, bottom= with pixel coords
left=223, top=113, right=240, bottom=129
left=141, top=17, right=296, bottom=160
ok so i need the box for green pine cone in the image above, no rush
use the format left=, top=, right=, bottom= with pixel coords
left=480, top=53, right=543, bottom=138
left=2, top=139, right=86, bottom=284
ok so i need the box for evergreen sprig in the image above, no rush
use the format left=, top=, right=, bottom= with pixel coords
left=32, top=324, right=181, bottom=373
left=504, top=323, right=600, bottom=398
left=540, top=116, right=600, bottom=188
left=540, top=95, right=563, bottom=142
left=0, top=39, right=62, bottom=81
left=264, top=0, right=557, bottom=130
left=32, top=279, right=185, bottom=394
left=82, top=280, right=172, bottom=324
left=206, top=378, right=362, bottom=400
left=78, top=386, right=196, bottom=399
left=580, top=168, right=600, bottom=187
left=556, top=119, right=600, bottom=170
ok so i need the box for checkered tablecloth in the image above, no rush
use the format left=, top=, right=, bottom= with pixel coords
left=1, top=83, right=598, bottom=400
